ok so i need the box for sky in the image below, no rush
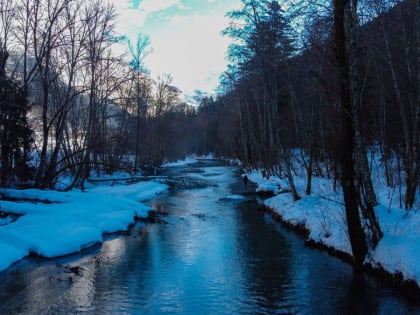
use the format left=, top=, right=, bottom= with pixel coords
left=111, top=0, right=242, bottom=95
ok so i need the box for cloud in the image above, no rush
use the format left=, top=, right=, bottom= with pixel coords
left=111, top=0, right=148, bottom=37
left=112, top=0, right=183, bottom=33
left=111, top=0, right=242, bottom=93
left=145, top=13, right=232, bottom=93
left=138, top=0, right=182, bottom=13
left=169, top=14, right=188, bottom=26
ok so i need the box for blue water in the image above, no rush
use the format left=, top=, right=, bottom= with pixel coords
left=0, top=161, right=418, bottom=314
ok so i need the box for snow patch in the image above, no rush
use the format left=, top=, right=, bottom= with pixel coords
left=0, top=181, right=168, bottom=271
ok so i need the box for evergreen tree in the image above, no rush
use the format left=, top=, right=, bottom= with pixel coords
left=0, top=76, right=33, bottom=186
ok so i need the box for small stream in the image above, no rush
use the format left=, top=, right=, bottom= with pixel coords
left=0, top=160, right=418, bottom=314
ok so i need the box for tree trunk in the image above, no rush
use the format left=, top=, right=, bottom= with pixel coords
left=348, top=0, right=382, bottom=247
left=134, top=73, right=141, bottom=172
left=333, top=0, right=367, bottom=266
left=305, top=146, right=313, bottom=196
left=35, top=77, right=50, bottom=188
left=280, top=144, right=300, bottom=202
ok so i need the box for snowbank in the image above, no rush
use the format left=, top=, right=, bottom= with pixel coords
left=162, top=157, right=199, bottom=167
left=162, top=153, right=217, bottom=167
left=246, top=167, right=420, bottom=287
left=0, top=181, right=168, bottom=272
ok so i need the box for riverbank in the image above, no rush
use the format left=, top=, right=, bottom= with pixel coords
left=0, top=180, right=168, bottom=272
left=244, top=168, right=420, bottom=301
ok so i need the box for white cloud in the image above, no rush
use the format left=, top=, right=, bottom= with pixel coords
left=112, top=0, right=185, bottom=40
left=116, top=9, right=147, bottom=34
left=138, top=0, right=182, bottom=13
left=110, top=0, right=242, bottom=94
left=169, top=14, right=188, bottom=26
left=111, top=0, right=148, bottom=37
left=145, top=13, right=232, bottom=93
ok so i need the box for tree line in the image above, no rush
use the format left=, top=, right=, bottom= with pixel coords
left=0, top=0, right=202, bottom=190
left=192, top=0, right=418, bottom=265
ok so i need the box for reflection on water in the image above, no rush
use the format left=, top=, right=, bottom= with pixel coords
left=0, top=160, right=418, bottom=314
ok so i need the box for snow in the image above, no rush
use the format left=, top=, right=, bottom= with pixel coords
left=256, top=181, right=280, bottom=195
left=0, top=180, right=168, bottom=272
left=246, top=155, right=420, bottom=286
left=162, top=153, right=215, bottom=167
left=162, top=157, right=198, bottom=167
left=372, top=205, right=420, bottom=282
left=264, top=192, right=351, bottom=254
left=246, top=171, right=287, bottom=195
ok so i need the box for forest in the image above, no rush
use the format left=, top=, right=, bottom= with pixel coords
left=0, top=0, right=418, bottom=219
left=209, top=0, right=418, bottom=264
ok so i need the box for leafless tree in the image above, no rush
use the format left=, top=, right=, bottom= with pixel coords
left=127, top=33, right=151, bottom=171
left=69, top=0, right=119, bottom=189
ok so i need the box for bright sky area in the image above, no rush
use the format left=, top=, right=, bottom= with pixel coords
left=111, top=0, right=242, bottom=94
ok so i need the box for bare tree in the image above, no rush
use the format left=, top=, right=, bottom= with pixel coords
left=333, top=0, right=383, bottom=266
left=69, top=0, right=119, bottom=189
left=333, top=0, right=367, bottom=266
left=13, top=0, right=37, bottom=101
left=0, top=0, right=14, bottom=76
left=30, top=0, right=70, bottom=187
left=371, top=0, right=418, bottom=209
left=348, top=0, right=382, bottom=249
left=127, top=33, right=151, bottom=172
left=43, top=0, right=89, bottom=186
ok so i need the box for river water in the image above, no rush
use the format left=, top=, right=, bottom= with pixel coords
left=0, top=160, right=418, bottom=314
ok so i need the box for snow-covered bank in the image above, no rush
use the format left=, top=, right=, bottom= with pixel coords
left=161, top=153, right=223, bottom=167
left=162, top=154, right=213, bottom=167
left=162, top=156, right=198, bottom=167
left=0, top=181, right=168, bottom=272
left=245, top=168, right=420, bottom=292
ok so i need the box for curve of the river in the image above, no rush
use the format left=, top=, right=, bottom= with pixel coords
left=0, top=160, right=418, bottom=314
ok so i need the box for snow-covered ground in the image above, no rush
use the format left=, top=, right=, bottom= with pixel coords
left=0, top=180, right=168, bottom=272
left=162, top=156, right=199, bottom=167
left=245, top=157, right=420, bottom=286
left=161, top=153, right=216, bottom=167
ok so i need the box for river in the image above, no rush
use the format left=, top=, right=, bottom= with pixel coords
left=0, top=160, right=418, bottom=314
